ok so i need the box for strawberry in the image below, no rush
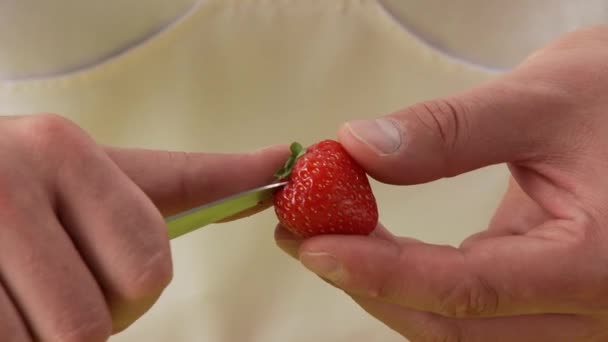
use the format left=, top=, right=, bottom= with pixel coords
left=273, top=140, right=378, bottom=238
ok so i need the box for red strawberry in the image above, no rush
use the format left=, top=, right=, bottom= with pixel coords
left=273, top=140, right=378, bottom=238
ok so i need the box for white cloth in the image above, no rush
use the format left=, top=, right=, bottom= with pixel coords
left=0, top=0, right=199, bottom=80
left=381, top=0, right=608, bottom=69
left=0, top=1, right=604, bottom=341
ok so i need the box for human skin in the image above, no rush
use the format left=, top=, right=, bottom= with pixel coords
left=276, top=25, right=608, bottom=341
left=0, top=113, right=288, bottom=341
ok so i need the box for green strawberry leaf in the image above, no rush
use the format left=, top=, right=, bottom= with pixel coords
left=274, top=142, right=306, bottom=179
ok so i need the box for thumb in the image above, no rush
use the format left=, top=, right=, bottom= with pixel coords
left=338, top=76, right=575, bottom=184
left=104, top=145, right=289, bottom=216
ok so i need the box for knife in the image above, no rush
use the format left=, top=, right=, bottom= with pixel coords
left=165, top=181, right=288, bottom=239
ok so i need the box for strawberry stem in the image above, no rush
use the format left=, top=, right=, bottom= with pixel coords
left=274, top=142, right=306, bottom=179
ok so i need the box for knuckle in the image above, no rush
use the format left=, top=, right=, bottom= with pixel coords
left=372, top=267, right=406, bottom=302
left=17, top=114, right=92, bottom=161
left=409, top=98, right=470, bottom=163
left=50, top=307, right=112, bottom=342
left=108, top=203, right=173, bottom=308
left=123, top=246, right=173, bottom=301
left=367, top=242, right=406, bottom=300
left=20, top=113, right=75, bottom=143
left=438, top=276, right=499, bottom=318
left=107, top=219, right=173, bottom=332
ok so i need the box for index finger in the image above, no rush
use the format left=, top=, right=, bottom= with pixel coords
left=298, top=220, right=603, bottom=318
left=105, top=145, right=289, bottom=216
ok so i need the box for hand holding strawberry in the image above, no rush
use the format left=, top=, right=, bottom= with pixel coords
left=275, top=27, right=608, bottom=341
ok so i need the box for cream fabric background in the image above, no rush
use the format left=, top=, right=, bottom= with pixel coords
left=0, top=1, right=604, bottom=341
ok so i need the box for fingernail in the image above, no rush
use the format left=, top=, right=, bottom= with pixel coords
left=276, top=240, right=301, bottom=259
left=275, top=225, right=299, bottom=240
left=300, top=252, right=344, bottom=283
left=347, top=118, right=402, bottom=155
left=251, top=144, right=288, bottom=154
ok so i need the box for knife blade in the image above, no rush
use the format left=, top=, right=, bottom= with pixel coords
left=165, top=181, right=288, bottom=239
